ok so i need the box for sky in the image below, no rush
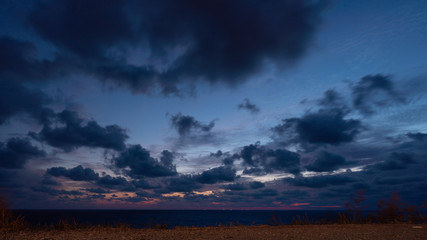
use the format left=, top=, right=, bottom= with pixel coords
left=1, top=0, right=427, bottom=210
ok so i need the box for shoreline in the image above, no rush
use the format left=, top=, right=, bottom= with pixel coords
left=2, top=223, right=426, bottom=240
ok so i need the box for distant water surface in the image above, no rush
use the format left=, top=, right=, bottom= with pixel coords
left=12, top=210, right=346, bottom=228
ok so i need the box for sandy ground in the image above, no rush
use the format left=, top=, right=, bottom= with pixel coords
left=2, top=224, right=426, bottom=240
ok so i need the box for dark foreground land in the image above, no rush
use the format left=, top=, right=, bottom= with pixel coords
left=2, top=224, right=426, bottom=240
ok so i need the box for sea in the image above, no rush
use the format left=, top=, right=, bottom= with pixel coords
left=12, top=210, right=346, bottom=228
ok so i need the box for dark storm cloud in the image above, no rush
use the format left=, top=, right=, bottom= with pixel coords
left=238, top=98, right=260, bottom=114
left=240, top=144, right=300, bottom=175
left=0, top=37, right=60, bottom=82
left=159, top=150, right=175, bottom=168
left=316, top=187, right=356, bottom=199
left=249, top=181, right=265, bottom=189
left=169, top=113, right=220, bottom=147
left=46, top=165, right=99, bottom=181
left=286, top=175, right=355, bottom=188
left=393, top=132, right=427, bottom=161
left=0, top=39, right=58, bottom=126
left=305, top=151, right=350, bottom=172
left=170, top=113, right=214, bottom=136
left=224, top=183, right=247, bottom=191
left=317, top=89, right=349, bottom=113
left=352, top=74, right=405, bottom=115
left=157, top=166, right=237, bottom=193
left=161, top=175, right=202, bottom=193
left=248, top=188, right=278, bottom=199
left=27, top=0, right=327, bottom=95
left=210, top=150, right=224, bottom=158
left=223, top=181, right=264, bottom=191
left=87, top=194, right=106, bottom=200
left=282, top=190, right=309, bottom=199
left=224, top=187, right=279, bottom=200
left=0, top=137, right=46, bottom=169
left=242, top=167, right=264, bottom=176
left=407, top=132, right=427, bottom=142
left=273, top=109, right=362, bottom=148
left=41, top=175, right=60, bottom=186
left=373, top=176, right=424, bottom=185
left=183, top=192, right=219, bottom=202
left=31, top=186, right=83, bottom=196
left=371, top=152, right=415, bottom=170
left=32, top=110, right=128, bottom=152
left=210, top=151, right=239, bottom=166
left=28, top=0, right=133, bottom=60
left=0, top=169, right=19, bottom=187
left=97, top=175, right=133, bottom=190
left=132, top=179, right=160, bottom=190
left=222, top=154, right=240, bottom=166
left=0, top=79, right=54, bottom=125
left=111, top=144, right=177, bottom=178
left=196, top=166, right=236, bottom=184
left=136, top=191, right=159, bottom=199
left=45, top=164, right=135, bottom=190
left=84, top=188, right=110, bottom=194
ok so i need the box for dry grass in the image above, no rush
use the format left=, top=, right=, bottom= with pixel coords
left=345, top=192, right=426, bottom=224
left=290, top=214, right=312, bottom=225
left=3, top=224, right=427, bottom=240
left=265, top=192, right=426, bottom=226
left=0, top=197, right=27, bottom=232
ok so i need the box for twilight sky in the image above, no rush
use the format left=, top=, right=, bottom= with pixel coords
left=1, top=0, right=427, bottom=209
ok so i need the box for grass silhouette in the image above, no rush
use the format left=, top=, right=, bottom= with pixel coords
left=342, top=191, right=425, bottom=224
left=0, top=196, right=27, bottom=232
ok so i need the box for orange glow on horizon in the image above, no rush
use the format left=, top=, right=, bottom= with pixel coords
left=291, top=203, right=310, bottom=206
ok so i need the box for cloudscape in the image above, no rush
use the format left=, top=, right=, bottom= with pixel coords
left=1, top=0, right=426, bottom=210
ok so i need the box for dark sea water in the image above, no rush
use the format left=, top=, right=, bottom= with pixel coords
left=12, top=210, right=345, bottom=228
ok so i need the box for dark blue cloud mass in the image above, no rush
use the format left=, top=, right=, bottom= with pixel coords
left=273, top=108, right=362, bottom=148
left=0, top=79, right=54, bottom=126
left=305, top=151, right=350, bottom=172
left=25, top=0, right=327, bottom=95
left=238, top=98, right=260, bottom=114
left=196, top=166, right=237, bottom=184
left=286, top=175, right=355, bottom=188
left=169, top=113, right=220, bottom=147
left=31, top=186, right=83, bottom=196
left=0, top=37, right=60, bottom=82
left=247, top=188, right=279, bottom=199
left=0, top=138, right=46, bottom=169
left=249, top=181, right=265, bottom=189
left=111, top=144, right=177, bottom=178
left=317, top=89, right=350, bottom=114
left=28, top=0, right=133, bottom=60
left=97, top=175, right=133, bottom=191
left=46, top=165, right=99, bottom=181
left=224, top=183, right=247, bottom=191
left=352, top=74, right=405, bottom=115
left=371, top=152, right=415, bottom=171
left=240, top=143, right=301, bottom=175
left=31, top=110, right=128, bottom=152
left=160, top=175, right=202, bottom=193
left=170, top=113, right=215, bottom=137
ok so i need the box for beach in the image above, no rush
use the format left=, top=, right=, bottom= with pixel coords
left=2, top=224, right=426, bottom=240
